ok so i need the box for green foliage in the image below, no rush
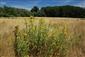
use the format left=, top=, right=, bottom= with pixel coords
left=0, top=6, right=31, bottom=17
left=40, top=5, right=85, bottom=18
left=31, top=6, right=39, bottom=12
left=14, top=17, right=82, bottom=57
left=0, top=5, right=85, bottom=18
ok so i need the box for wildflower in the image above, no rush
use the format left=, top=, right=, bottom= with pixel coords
left=30, top=16, right=34, bottom=19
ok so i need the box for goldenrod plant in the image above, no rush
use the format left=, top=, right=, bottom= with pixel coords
left=14, top=17, right=82, bottom=57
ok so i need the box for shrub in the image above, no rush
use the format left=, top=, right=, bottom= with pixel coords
left=14, top=17, right=82, bottom=57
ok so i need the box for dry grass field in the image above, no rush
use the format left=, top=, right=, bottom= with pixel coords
left=0, top=17, right=85, bottom=57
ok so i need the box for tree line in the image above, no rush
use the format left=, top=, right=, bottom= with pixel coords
left=0, top=5, right=85, bottom=18
left=0, top=6, right=31, bottom=17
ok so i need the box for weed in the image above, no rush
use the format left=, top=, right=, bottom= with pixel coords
left=14, top=17, right=82, bottom=57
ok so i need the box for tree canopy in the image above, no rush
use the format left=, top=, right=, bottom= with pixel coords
left=0, top=5, right=85, bottom=18
left=0, top=6, right=31, bottom=17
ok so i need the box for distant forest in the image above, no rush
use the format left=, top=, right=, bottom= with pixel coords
left=0, top=5, right=85, bottom=18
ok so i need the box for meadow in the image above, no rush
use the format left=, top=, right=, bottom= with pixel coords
left=0, top=17, right=85, bottom=57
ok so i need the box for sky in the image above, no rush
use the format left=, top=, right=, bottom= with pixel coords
left=0, top=0, right=85, bottom=10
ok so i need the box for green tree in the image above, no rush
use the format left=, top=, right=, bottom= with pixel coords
left=31, top=6, right=39, bottom=12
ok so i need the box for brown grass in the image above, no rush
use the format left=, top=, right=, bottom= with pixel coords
left=0, top=17, right=85, bottom=57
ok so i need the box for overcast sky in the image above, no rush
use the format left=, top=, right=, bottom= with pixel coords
left=0, top=0, right=85, bottom=10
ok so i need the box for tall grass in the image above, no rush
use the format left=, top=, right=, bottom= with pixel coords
left=0, top=35, right=1, bottom=56
left=14, top=17, right=82, bottom=57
